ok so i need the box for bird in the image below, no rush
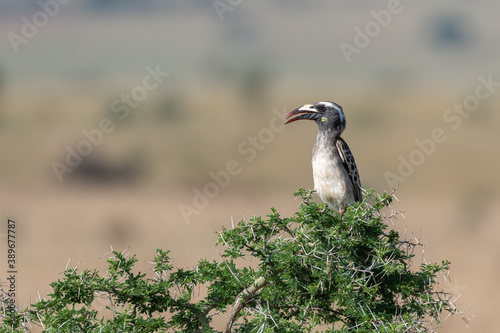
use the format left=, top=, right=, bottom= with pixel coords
left=285, top=101, right=362, bottom=217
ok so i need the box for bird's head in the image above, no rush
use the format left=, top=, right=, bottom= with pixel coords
left=285, top=101, right=346, bottom=136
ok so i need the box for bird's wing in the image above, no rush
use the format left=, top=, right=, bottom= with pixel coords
left=336, top=137, right=362, bottom=202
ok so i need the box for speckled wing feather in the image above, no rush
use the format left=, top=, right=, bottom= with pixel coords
left=335, top=137, right=362, bottom=202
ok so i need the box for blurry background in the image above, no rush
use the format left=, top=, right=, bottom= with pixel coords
left=1, top=0, right=499, bottom=331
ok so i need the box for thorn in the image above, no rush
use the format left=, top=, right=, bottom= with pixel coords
left=64, top=257, right=71, bottom=272
left=99, top=245, right=115, bottom=259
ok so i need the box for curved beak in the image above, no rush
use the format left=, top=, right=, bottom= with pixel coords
left=284, top=104, right=319, bottom=124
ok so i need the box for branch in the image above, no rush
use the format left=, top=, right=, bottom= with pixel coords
left=223, top=276, right=267, bottom=333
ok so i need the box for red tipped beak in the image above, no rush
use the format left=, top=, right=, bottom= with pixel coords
left=284, top=104, right=319, bottom=124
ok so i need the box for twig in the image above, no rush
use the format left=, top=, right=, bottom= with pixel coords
left=224, top=276, right=267, bottom=333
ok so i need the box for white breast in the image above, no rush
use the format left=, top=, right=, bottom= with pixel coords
left=312, top=150, right=355, bottom=211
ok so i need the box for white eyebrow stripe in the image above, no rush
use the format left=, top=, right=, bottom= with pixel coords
left=322, top=101, right=345, bottom=125
left=315, top=101, right=345, bottom=125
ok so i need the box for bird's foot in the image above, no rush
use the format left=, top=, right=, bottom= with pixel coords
left=339, top=206, right=346, bottom=220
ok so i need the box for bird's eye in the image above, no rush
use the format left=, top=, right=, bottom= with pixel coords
left=316, top=105, right=326, bottom=112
